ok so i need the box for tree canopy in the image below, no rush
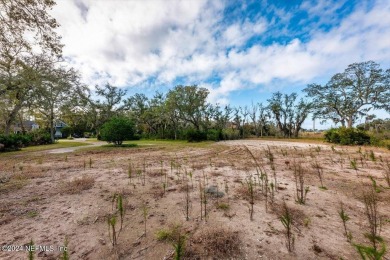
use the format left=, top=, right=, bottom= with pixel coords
left=304, top=61, right=390, bottom=128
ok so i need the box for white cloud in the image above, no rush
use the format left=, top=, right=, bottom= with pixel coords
left=52, top=0, right=390, bottom=105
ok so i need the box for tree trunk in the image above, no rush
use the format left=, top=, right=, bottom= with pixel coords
left=4, top=103, right=23, bottom=136
left=347, top=117, right=353, bottom=128
left=50, top=109, right=55, bottom=143
left=294, top=127, right=300, bottom=138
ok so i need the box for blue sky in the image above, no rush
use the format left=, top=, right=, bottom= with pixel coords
left=53, top=0, right=390, bottom=128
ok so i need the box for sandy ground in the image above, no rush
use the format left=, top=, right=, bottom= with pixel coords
left=46, top=139, right=106, bottom=154
left=0, top=139, right=389, bottom=259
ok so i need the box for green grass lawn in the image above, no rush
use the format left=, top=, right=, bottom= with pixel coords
left=0, top=141, right=91, bottom=156
left=76, top=139, right=216, bottom=153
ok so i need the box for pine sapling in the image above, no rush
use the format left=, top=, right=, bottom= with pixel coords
left=246, top=175, right=255, bottom=220
left=128, top=163, right=133, bottom=184
left=350, top=158, right=358, bottom=174
left=369, top=150, right=376, bottom=162
left=142, top=203, right=149, bottom=237
left=338, top=202, right=352, bottom=242
left=117, top=193, right=124, bottom=231
left=61, top=237, right=69, bottom=260
left=269, top=182, right=275, bottom=205
left=280, top=201, right=294, bottom=252
left=362, top=186, right=382, bottom=251
left=107, top=215, right=118, bottom=246
left=28, top=239, right=34, bottom=260
left=312, top=160, right=325, bottom=188
left=184, top=181, right=191, bottom=221
left=293, top=163, right=310, bottom=205
left=173, top=231, right=186, bottom=260
left=199, top=181, right=203, bottom=221
left=370, top=176, right=381, bottom=193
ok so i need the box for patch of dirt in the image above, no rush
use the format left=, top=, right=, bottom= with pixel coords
left=0, top=139, right=389, bottom=259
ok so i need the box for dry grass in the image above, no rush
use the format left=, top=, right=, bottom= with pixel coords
left=186, top=226, right=243, bottom=259
left=59, top=175, right=95, bottom=194
left=234, top=183, right=261, bottom=201
left=13, top=170, right=49, bottom=180
left=0, top=179, right=28, bottom=194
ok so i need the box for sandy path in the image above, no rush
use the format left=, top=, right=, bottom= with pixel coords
left=46, top=139, right=105, bottom=154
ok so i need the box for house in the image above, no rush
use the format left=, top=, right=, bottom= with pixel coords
left=13, top=120, right=40, bottom=134
left=54, top=120, right=68, bottom=138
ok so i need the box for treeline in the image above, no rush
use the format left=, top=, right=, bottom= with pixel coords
left=59, top=84, right=311, bottom=141
left=1, top=1, right=390, bottom=148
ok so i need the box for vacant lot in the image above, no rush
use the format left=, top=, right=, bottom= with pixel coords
left=0, top=139, right=389, bottom=259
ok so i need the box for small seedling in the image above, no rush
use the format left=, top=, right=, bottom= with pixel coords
left=280, top=201, right=294, bottom=252
left=311, top=160, right=325, bottom=188
left=269, top=182, right=275, bottom=205
left=369, top=150, right=376, bottom=162
left=353, top=241, right=386, bottom=260
left=27, top=239, right=34, bottom=260
left=60, top=237, right=69, bottom=260
left=362, top=186, right=382, bottom=251
left=293, top=163, right=309, bottom=205
left=338, top=202, right=352, bottom=242
left=246, top=175, right=255, bottom=220
left=107, top=214, right=117, bottom=246
left=369, top=176, right=381, bottom=193
left=142, top=203, right=149, bottom=237
left=117, top=193, right=124, bottom=231
left=128, top=163, right=133, bottom=184
left=199, top=181, right=203, bottom=221
left=89, top=157, right=92, bottom=168
left=184, top=182, right=191, bottom=221
left=173, top=230, right=186, bottom=260
left=350, top=158, right=358, bottom=173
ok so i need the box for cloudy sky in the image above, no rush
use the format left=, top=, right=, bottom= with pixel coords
left=52, top=0, right=390, bottom=126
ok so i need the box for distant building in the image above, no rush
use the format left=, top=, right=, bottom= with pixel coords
left=13, top=121, right=39, bottom=134
left=54, top=120, right=68, bottom=138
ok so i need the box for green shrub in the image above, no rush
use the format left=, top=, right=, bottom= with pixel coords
left=100, top=117, right=136, bottom=145
left=61, top=126, right=72, bottom=138
left=368, top=131, right=390, bottom=147
left=222, top=128, right=240, bottom=140
left=185, top=129, right=207, bottom=142
left=207, top=129, right=222, bottom=141
left=324, top=127, right=370, bottom=145
left=27, top=129, right=52, bottom=145
left=0, top=129, right=52, bottom=152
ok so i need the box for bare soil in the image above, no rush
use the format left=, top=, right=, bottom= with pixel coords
left=0, top=139, right=389, bottom=259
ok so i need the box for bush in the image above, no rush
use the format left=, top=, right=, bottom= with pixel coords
left=207, top=129, right=222, bottom=141
left=185, top=129, right=207, bottom=142
left=0, top=129, right=52, bottom=152
left=27, top=129, right=52, bottom=145
left=324, top=127, right=370, bottom=145
left=60, top=126, right=72, bottom=138
left=0, top=134, right=30, bottom=151
left=222, top=128, right=240, bottom=140
left=100, top=117, right=136, bottom=145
